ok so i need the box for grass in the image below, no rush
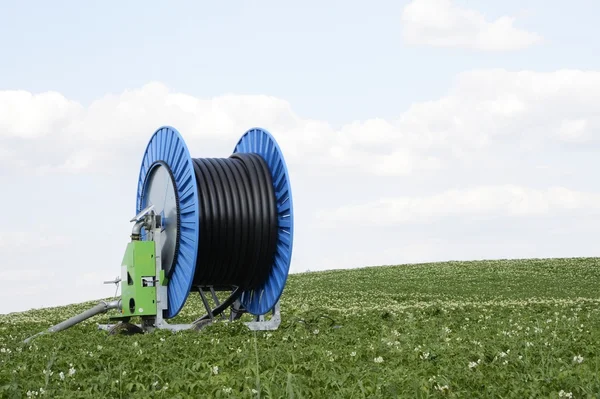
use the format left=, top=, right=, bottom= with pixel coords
left=1, top=257, right=600, bottom=398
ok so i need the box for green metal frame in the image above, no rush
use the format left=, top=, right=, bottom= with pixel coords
left=113, top=240, right=158, bottom=319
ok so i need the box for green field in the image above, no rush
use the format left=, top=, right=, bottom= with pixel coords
left=1, top=258, right=600, bottom=398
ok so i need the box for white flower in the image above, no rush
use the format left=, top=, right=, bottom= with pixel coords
left=468, top=359, right=481, bottom=369
left=435, top=384, right=449, bottom=393
left=443, top=327, right=452, bottom=334
left=211, top=365, right=219, bottom=375
left=160, top=337, right=165, bottom=342
left=59, top=372, right=65, bottom=380
left=251, top=388, right=258, bottom=394
left=68, top=367, right=76, bottom=376
left=313, top=329, right=319, bottom=335
left=573, top=355, right=584, bottom=364
left=350, top=351, right=356, bottom=357
left=420, top=352, right=430, bottom=360
left=374, top=356, right=384, bottom=363
left=558, top=390, right=573, bottom=398
left=222, top=387, right=232, bottom=394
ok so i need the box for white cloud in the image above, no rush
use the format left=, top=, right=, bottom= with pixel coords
left=557, top=119, right=590, bottom=143
left=401, top=0, right=542, bottom=51
left=318, top=185, right=600, bottom=226
left=2, top=70, right=599, bottom=179
left=0, top=90, right=82, bottom=139
left=396, top=69, right=600, bottom=157
left=0, top=82, right=436, bottom=177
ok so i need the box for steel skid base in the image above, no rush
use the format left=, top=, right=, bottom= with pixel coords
left=97, top=301, right=281, bottom=333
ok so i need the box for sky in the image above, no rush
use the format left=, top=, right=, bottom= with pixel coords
left=1, top=0, right=599, bottom=314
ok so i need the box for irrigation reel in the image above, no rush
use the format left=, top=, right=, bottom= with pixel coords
left=24, top=126, right=294, bottom=343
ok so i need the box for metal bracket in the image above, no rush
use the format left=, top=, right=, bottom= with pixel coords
left=130, top=204, right=155, bottom=222
left=103, top=276, right=121, bottom=285
left=244, top=301, right=281, bottom=331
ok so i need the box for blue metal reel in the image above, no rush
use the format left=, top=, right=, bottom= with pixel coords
left=234, top=128, right=294, bottom=315
left=136, top=126, right=200, bottom=319
left=136, top=126, right=293, bottom=318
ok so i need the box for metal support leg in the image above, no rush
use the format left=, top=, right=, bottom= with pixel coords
left=198, top=287, right=214, bottom=322
left=244, top=301, right=281, bottom=331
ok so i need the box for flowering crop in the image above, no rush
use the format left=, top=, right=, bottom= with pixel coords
left=0, top=257, right=599, bottom=397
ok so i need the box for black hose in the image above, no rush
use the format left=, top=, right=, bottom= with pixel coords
left=191, top=153, right=278, bottom=290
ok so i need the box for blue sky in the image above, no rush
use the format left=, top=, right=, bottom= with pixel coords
left=2, top=0, right=599, bottom=124
left=1, top=0, right=600, bottom=313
